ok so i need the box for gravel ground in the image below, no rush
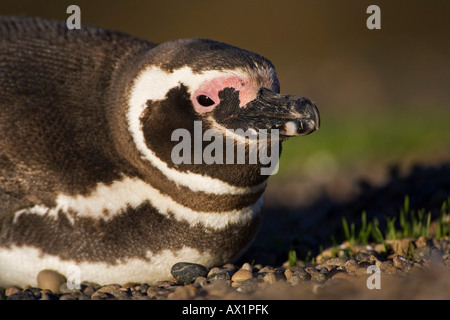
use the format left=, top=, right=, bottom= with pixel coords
left=1, top=163, right=449, bottom=300
left=1, top=236, right=449, bottom=300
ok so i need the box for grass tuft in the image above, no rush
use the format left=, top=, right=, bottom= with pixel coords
left=340, top=195, right=449, bottom=246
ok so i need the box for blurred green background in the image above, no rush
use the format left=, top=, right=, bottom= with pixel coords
left=1, top=0, right=449, bottom=204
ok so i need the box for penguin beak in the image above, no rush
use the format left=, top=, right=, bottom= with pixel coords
left=238, top=88, right=320, bottom=137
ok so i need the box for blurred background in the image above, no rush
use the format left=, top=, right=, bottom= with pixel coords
left=2, top=0, right=449, bottom=260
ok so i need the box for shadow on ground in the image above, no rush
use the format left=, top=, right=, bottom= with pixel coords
left=239, top=162, right=450, bottom=266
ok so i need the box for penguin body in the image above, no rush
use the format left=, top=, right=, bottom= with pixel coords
left=0, top=17, right=319, bottom=287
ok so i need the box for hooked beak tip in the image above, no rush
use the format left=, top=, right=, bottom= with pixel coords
left=280, top=102, right=320, bottom=137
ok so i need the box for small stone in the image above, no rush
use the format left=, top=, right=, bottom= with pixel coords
left=122, top=282, right=138, bottom=288
left=207, top=267, right=221, bottom=277
left=131, top=290, right=144, bottom=300
left=292, top=267, right=311, bottom=281
left=355, top=252, right=371, bottom=262
left=171, top=262, right=208, bottom=284
left=147, top=285, right=168, bottom=299
left=112, top=288, right=132, bottom=299
left=207, top=269, right=233, bottom=283
left=27, top=287, right=42, bottom=299
left=241, top=263, right=252, bottom=271
left=393, top=255, right=411, bottom=272
left=262, top=272, right=285, bottom=284
left=259, top=266, right=275, bottom=273
left=194, top=276, right=208, bottom=287
left=7, top=290, right=36, bottom=300
left=91, top=291, right=114, bottom=300
left=415, top=236, right=431, bottom=248
left=310, top=272, right=327, bottom=283
left=284, top=268, right=293, bottom=282
left=136, top=283, right=150, bottom=294
left=96, top=284, right=122, bottom=293
left=344, top=259, right=366, bottom=276
left=374, top=243, right=387, bottom=254
left=414, top=246, right=432, bottom=260
left=37, top=269, right=67, bottom=293
left=59, top=293, right=77, bottom=300
left=253, top=264, right=263, bottom=271
left=231, top=269, right=253, bottom=282
left=82, top=285, right=96, bottom=296
left=222, top=263, right=236, bottom=271
left=39, top=292, right=59, bottom=300
left=289, top=275, right=305, bottom=286
left=78, top=293, right=92, bottom=300
left=369, top=255, right=381, bottom=264
left=233, top=278, right=258, bottom=293
left=324, top=257, right=347, bottom=267
left=5, top=286, right=21, bottom=296
left=155, top=280, right=177, bottom=288
left=387, top=238, right=414, bottom=256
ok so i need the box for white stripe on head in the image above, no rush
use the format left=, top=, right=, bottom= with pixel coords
left=127, top=66, right=268, bottom=195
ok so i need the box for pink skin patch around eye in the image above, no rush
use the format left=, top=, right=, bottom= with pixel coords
left=192, top=76, right=259, bottom=114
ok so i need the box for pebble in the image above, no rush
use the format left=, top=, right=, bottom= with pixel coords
left=40, top=292, right=59, bottom=300
left=96, top=284, right=122, bottom=293
left=324, top=257, right=347, bottom=267
left=37, top=269, right=67, bottom=293
left=91, top=291, right=114, bottom=300
left=7, top=290, right=36, bottom=300
left=262, top=271, right=285, bottom=284
left=59, top=293, right=77, bottom=300
left=233, top=278, right=258, bottom=293
left=171, top=262, right=208, bottom=284
left=393, top=255, right=411, bottom=272
left=241, top=262, right=253, bottom=271
left=194, top=276, right=208, bottom=287
left=344, top=259, right=367, bottom=276
left=231, top=269, right=253, bottom=282
left=5, top=286, right=21, bottom=296
left=207, top=269, right=233, bottom=283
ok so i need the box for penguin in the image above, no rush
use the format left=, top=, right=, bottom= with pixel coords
left=0, top=16, right=320, bottom=287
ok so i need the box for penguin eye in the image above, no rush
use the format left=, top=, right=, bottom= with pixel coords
left=196, top=95, right=216, bottom=107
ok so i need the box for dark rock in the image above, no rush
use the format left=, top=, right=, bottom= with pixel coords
left=7, top=290, right=36, bottom=300
left=171, top=262, right=209, bottom=284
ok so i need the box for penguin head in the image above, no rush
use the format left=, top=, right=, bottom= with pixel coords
left=125, top=39, right=320, bottom=182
